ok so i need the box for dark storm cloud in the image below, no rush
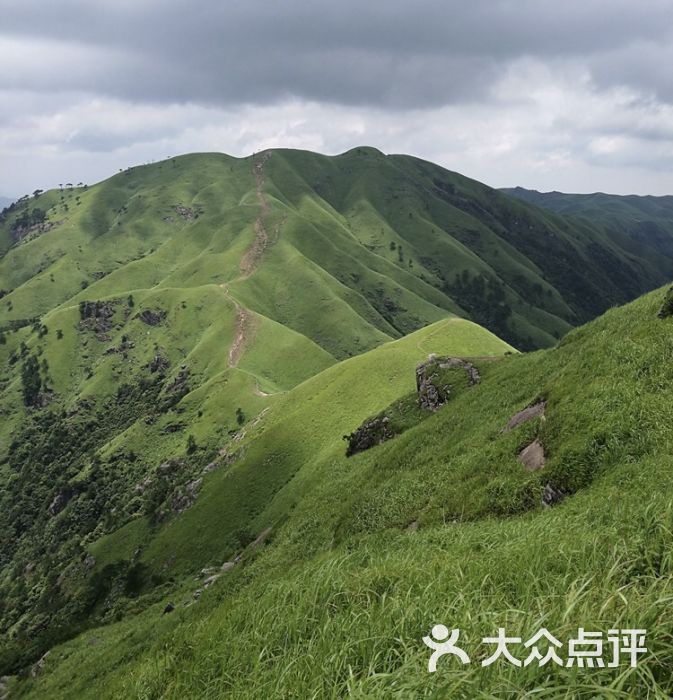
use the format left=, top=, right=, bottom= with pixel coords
left=2, top=0, right=673, bottom=196
left=1, top=0, right=672, bottom=109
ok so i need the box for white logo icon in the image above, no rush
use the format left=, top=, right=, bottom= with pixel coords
left=422, top=624, right=470, bottom=672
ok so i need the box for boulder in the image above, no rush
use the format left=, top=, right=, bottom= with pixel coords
left=518, top=439, right=546, bottom=471
left=31, top=651, right=50, bottom=678
left=542, top=482, right=564, bottom=507
left=504, top=401, right=546, bottom=432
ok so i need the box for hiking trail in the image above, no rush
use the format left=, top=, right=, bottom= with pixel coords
left=220, top=152, right=281, bottom=369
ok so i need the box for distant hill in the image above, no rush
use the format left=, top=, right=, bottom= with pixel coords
left=3, top=149, right=673, bottom=357
left=502, top=186, right=673, bottom=276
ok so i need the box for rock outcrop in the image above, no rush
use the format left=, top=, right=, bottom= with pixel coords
left=137, top=309, right=167, bottom=326
left=345, top=355, right=483, bottom=456
left=518, top=439, right=546, bottom=472
left=79, top=299, right=118, bottom=339
left=504, top=401, right=546, bottom=432
left=416, top=355, right=480, bottom=411
left=343, top=416, right=394, bottom=457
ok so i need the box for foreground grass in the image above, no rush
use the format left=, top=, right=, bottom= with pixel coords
left=13, top=286, right=673, bottom=698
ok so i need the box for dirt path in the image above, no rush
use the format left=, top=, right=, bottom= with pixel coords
left=228, top=301, right=253, bottom=368
left=220, top=153, right=280, bottom=368
left=240, top=152, right=275, bottom=278
left=219, top=153, right=286, bottom=371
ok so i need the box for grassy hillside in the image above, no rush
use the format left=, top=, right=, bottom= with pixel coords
left=503, top=186, right=673, bottom=281
left=2, top=149, right=673, bottom=695
left=9, top=284, right=673, bottom=699
left=0, top=310, right=511, bottom=676
left=3, top=149, right=672, bottom=362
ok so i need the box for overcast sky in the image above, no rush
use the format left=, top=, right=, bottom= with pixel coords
left=1, top=0, right=673, bottom=196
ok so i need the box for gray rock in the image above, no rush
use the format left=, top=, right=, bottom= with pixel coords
left=31, top=651, right=50, bottom=678
left=504, top=401, right=546, bottom=432
left=542, top=482, right=564, bottom=507
left=518, top=439, right=546, bottom=472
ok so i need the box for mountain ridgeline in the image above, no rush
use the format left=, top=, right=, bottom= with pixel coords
left=503, top=186, right=673, bottom=277
left=2, top=149, right=673, bottom=696
left=2, top=148, right=672, bottom=358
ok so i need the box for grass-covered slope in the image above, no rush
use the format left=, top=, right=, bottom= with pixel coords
left=3, top=148, right=672, bottom=362
left=0, top=308, right=511, bottom=675
left=10, top=284, right=673, bottom=699
left=2, top=149, right=673, bottom=694
left=503, top=186, right=673, bottom=282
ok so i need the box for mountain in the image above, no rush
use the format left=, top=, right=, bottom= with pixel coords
left=2, top=149, right=673, bottom=695
left=502, top=186, right=673, bottom=278
left=11, top=283, right=673, bottom=699
left=0, top=196, right=15, bottom=210
left=2, top=149, right=672, bottom=359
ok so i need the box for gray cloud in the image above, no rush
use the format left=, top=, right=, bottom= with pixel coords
left=1, top=0, right=673, bottom=108
left=1, top=0, right=673, bottom=195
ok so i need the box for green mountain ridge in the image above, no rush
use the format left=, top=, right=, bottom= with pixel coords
left=2, top=149, right=673, bottom=696
left=10, top=279, right=673, bottom=699
left=502, top=186, right=673, bottom=278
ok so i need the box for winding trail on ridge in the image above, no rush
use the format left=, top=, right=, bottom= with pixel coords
left=221, top=152, right=280, bottom=370
left=240, top=151, right=274, bottom=278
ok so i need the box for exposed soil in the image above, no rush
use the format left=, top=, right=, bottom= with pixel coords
left=216, top=154, right=283, bottom=370
left=240, top=152, right=282, bottom=277
left=228, top=302, right=253, bottom=368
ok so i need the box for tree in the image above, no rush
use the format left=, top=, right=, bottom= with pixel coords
left=186, top=434, right=197, bottom=454
left=236, top=407, right=245, bottom=425
left=21, top=356, right=42, bottom=406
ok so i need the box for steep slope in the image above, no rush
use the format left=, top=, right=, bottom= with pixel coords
left=11, top=284, right=673, bottom=699
left=503, top=186, right=673, bottom=281
left=0, top=313, right=511, bottom=674
left=2, top=149, right=673, bottom=690
left=3, top=149, right=672, bottom=363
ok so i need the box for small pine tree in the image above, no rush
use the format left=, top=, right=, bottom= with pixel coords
left=186, top=434, right=197, bottom=454
left=236, top=407, right=245, bottom=425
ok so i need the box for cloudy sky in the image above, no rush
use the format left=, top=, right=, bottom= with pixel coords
left=1, top=0, right=673, bottom=196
